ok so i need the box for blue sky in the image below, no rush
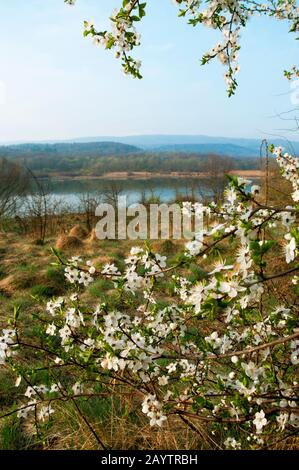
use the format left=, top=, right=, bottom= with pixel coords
left=0, top=0, right=298, bottom=143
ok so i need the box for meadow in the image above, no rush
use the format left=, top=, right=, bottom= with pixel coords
left=0, top=157, right=298, bottom=451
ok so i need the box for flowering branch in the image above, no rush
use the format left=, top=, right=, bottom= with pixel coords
left=64, top=0, right=299, bottom=95
left=1, top=145, right=298, bottom=449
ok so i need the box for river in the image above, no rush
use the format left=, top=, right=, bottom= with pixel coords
left=45, top=177, right=213, bottom=209
left=29, top=175, right=260, bottom=212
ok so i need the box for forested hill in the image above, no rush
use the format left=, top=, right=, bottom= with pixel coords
left=148, top=143, right=254, bottom=156
left=0, top=141, right=141, bottom=160
left=0, top=140, right=260, bottom=175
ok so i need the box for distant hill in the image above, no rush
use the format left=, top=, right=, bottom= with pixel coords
left=2, top=135, right=299, bottom=158
left=147, top=143, right=256, bottom=157
left=61, top=134, right=299, bottom=155
left=0, top=141, right=141, bottom=160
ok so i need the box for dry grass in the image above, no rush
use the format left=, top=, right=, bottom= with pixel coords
left=55, top=235, right=84, bottom=251
left=272, top=436, right=299, bottom=450
left=0, top=275, right=15, bottom=297
left=43, top=401, right=214, bottom=450
left=69, top=225, right=89, bottom=239
left=86, top=229, right=99, bottom=244
left=0, top=211, right=298, bottom=451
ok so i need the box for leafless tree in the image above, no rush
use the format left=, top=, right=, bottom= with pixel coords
left=0, top=158, right=29, bottom=227
left=199, top=154, right=235, bottom=202
left=103, top=181, right=123, bottom=208
left=78, top=191, right=103, bottom=231
left=24, top=169, right=52, bottom=244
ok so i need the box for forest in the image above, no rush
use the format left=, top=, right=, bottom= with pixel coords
left=0, top=142, right=259, bottom=176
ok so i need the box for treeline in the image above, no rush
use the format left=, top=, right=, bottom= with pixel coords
left=88, top=152, right=258, bottom=175
left=0, top=150, right=259, bottom=175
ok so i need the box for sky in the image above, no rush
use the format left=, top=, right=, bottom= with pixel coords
left=0, top=0, right=298, bottom=143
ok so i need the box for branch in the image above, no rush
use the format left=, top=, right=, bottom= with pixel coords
left=208, top=331, right=299, bottom=360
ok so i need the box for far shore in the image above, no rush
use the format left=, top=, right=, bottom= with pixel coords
left=48, top=170, right=265, bottom=181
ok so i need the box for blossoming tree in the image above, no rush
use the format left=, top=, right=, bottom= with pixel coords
left=0, top=146, right=298, bottom=449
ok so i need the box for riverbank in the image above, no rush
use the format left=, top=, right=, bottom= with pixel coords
left=49, top=169, right=264, bottom=181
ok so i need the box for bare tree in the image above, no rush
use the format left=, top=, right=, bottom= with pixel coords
left=0, top=158, right=29, bottom=227
left=103, top=181, right=123, bottom=208
left=25, top=169, right=52, bottom=244
left=199, top=154, right=235, bottom=202
left=78, top=191, right=103, bottom=231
